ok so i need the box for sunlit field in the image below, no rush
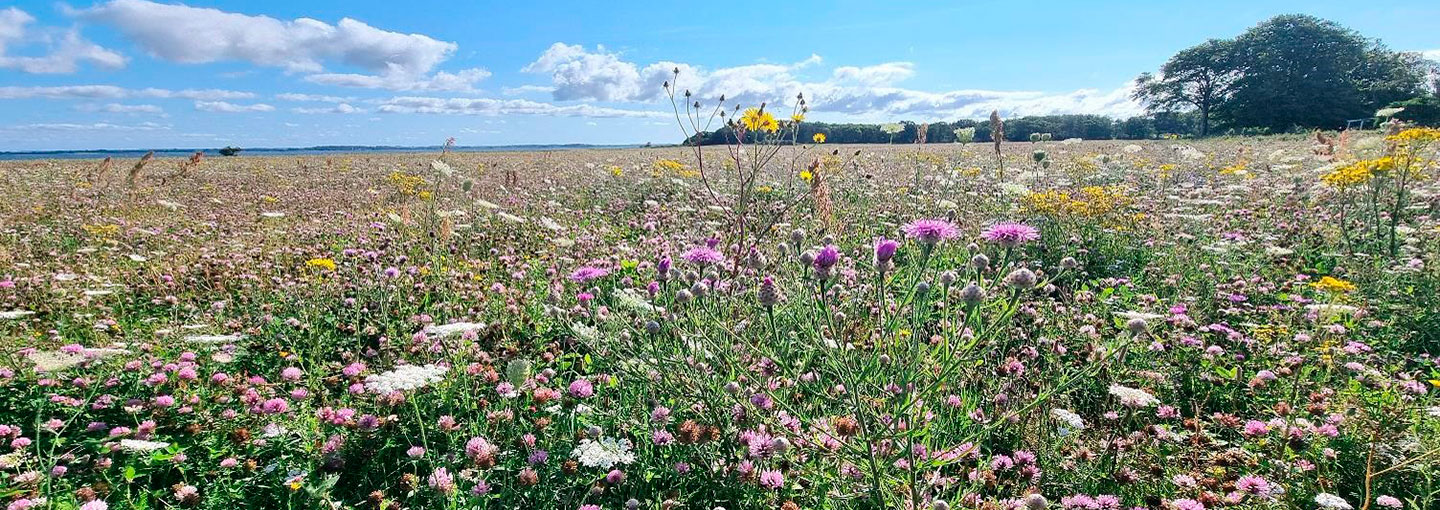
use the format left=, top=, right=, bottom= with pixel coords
left=1, top=128, right=1438, bottom=510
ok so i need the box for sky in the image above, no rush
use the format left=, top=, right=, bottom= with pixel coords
left=1, top=0, right=1437, bottom=151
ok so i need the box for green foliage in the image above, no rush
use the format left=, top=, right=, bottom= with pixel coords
left=1136, top=14, right=1435, bottom=134
left=219, top=146, right=242, bottom=157
left=1388, top=96, right=1440, bottom=126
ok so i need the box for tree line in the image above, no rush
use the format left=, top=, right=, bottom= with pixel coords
left=683, top=14, right=1437, bottom=146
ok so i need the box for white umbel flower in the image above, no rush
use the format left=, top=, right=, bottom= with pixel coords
left=1314, top=493, right=1352, bottom=510
left=1108, top=384, right=1160, bottom=408
left=185, top=334, right=245, bottom=345
left=364, top=364, right=448, bottom=393
left=572, top=437, right=635, bottom=469
left=119, top=439, right=171, bottom=452
left=0, top=310, right=35, bottom=320
left=422, top=322, right=486, bottom=339
left=1051, top=408, right=1087, bottom=432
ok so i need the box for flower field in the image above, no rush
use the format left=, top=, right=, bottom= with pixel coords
left=1, top=130, right=1439, bottom=510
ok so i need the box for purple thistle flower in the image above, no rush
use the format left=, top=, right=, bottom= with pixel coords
left=813, top=244, right=840, bottom=270
left=901, top=218, right=961, bottom=245
left=981, top=222, right=1040, bottom=248
left=569, top=266, right=609, bottom=283
left=681, top=246, right=725, bottom=265
left=874, top=238, right=899, bottom=263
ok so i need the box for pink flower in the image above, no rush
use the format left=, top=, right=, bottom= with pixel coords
left=980, top=222, right=1040, bottom=247
left=901, top=219, right=961, bottom=245
left=758, top=469, right=785, bottom=489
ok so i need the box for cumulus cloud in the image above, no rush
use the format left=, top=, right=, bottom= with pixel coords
left=76, top=0, right=451, bottom=74
left=0, top=85, right=254, bottom=100
left=375, top=96, right=663, bottom=118
left=0, top=7, right=126, bottom=73
left=293, top=103, right=364, bottom=114
left=194, top=101, right=274, bottom=113
left=1422, top=49, right=1440, bottom=61
left=75, top=0, right=488, bottom=91
left=522, top=42, right=1145, bottom=119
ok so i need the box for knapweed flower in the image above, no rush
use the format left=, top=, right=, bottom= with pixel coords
left=569, top=266, right=609, bottom=283
left=874, top=238, right=899, bottom=264
left=901, top=219, right=961, bottom=245
left=981, top=222, right=1040, bottom=248
left=681, top=246, right=725, bottom=266
left=813, top=244, right=840, bottom=272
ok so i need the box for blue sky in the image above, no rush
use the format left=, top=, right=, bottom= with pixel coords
left=1, top=0, right=1436, bottom=151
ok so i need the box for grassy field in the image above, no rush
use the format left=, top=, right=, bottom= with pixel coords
left=1, top=132, right=1438, bottom=510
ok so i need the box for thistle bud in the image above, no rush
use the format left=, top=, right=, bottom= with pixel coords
left=960, top=283, right=986, bottom=304
left=970, top=254, right=990, bottom=270
left=1024, top=494, right=1048, bottom=510
left=1060, top=257, right=1079, bottom=270
left=1005, top=268, right=1037, bottom=288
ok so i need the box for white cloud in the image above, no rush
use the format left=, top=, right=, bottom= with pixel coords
left=3, top=121, right=166, bottom=131
left=75, top=103, right=164, bottom=114
left=195, top=101, right=274, bottom=113
left=76, top=0, right=454, bottom=75
left=276, top=93, right=354, bottom=103
left=293, top=103, right=364, bottom=114
left=0, top=85, right=254, bottom=100
left=501, top=84, right=557, bottom=96
left=1421, top=49, right=1440, bottom=61
left=0, top=7, right=126, bottom=73
left=376, top=96, right=663, bottom=118
left=304, top=68, right=490, bottom=92
left=523, top=42, right=1145, bottom=119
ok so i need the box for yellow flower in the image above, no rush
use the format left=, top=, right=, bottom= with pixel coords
left=799, top=170, right=814, bottom=182
left=609, top=166, right=623, bottom=177
left=1310, top=276, right=1356, bottom=293
left=1386, top=127, right=1440, bottom=144
left=305, top=258, right=337, bottom=272
left=739, top=108, right=779, bottom=133
left=791, top=113, right=805, bottom=123
left=812, top=133, right=826, bottom=144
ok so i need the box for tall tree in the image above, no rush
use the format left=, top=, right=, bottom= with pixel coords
left=1223, top=15, right=1371, bottom=130
left=1132, top=39, right=1236, bottom=136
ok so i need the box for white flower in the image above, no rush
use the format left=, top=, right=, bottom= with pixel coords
left=476, top=199, right=500, bottom=210
left=1051, top=408, right=1086, bottom=432
left=1306, top=304, right=1358, bottom=317
left=1115, top=311, right=1165, bottom=321
left=570, top=322, right=600, bottom=342
left=1108, top=384, right=1160, bottom=408
left=422, top=322, right=486, bottom=339
left=430, top=159, right=453, bottom=176
left=260, top=212, right=285, bottom=218
left=184, top=334, right=245, bottom=345
left=119, top=439, right=171, bottom=452
left=611, top=288, right=663, bottom=314
left=364, top=364, right=448, bottom=394
left=1314, top=493, right=1353, bottom=510
left=28, top=351, right=86, bottom=372
left=0, top=310, right=35, bottom=320
left=572, top=437, right=635, bottom=469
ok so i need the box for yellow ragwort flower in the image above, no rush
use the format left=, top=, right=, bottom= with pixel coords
left=1310, top=276, right=1356, bottom=293
left=305, top=258, right=337, bottom=272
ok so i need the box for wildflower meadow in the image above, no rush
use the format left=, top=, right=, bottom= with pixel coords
left=2, top=116, right=1438, bottom=510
